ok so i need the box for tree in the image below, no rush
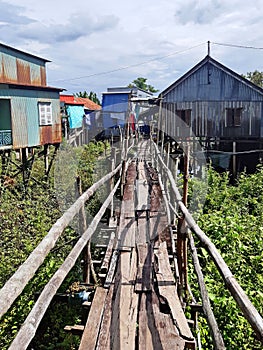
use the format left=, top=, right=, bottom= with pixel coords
left=74, top=91, right=101, bottom=105
left=88, top=91, right=101, bottom=105
left=242, top=70, right=263, bottom=87
left=128, top=77, right=159, bottom=93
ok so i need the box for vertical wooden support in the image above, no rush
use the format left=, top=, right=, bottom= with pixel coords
left=110, top=147, right=116, bottom=217
left=21, top=147, right=28, bottom=188
left=75, top=176, right=97, bottom=285
left=166, top=142, right=170, bottom=168
left=44, top=145, right=49, bottom=175
left=232, top=141, right=236, bottom=178
left=177, top=143, right=190, bottom=300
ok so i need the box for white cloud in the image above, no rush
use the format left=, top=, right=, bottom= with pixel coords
left=2, top=0, right=263, bottom=95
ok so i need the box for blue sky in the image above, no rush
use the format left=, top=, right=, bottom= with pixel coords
left=1, top=0, right=263, bottom=98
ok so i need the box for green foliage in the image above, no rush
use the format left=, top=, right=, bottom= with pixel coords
left=128, top=77, right=159, bottom=93
left=74, top=90, right=101, bottom=105
left=189, top=166, right=263, bottom=349
left=242, top=70, right=263, bottom=87
left=0, top=142, right=107, bottom=349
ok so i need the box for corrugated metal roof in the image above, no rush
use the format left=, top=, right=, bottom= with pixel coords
left=74, top=97, right=101, bottom=110
left=161, top=55, right=263, bottom=98
left=3, top=83, right=64, bottom=92
left=60, top=94, right=83, bottom=105
left=0, top=42, right=50, bottom=62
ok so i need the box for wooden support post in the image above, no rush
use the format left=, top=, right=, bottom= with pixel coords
left=166, top=142, right=170, bottom=168
left=189, top=233, right=226, bottom=349
left=177, top=143, right=190, bottom=301
left=232, top=141, right=236, bottom=179
left=44, top=144, right=49, bottom=175
left=75, top=176, right=97, bottom=285
left=21, top=148, right=28, bottom=189
left=110, top=147, right=116, bottom=218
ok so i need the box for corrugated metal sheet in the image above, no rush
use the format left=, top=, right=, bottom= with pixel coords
left=102, top=93, right=129, bottom=128
left=161, top=57, right=263, bottom=140
left=1, top=54, right=17, bottom=84
left=40, top=124, right=61, bottom=144
left=11, top=98, right=28, bottom=148
left=162, top=101, right=262, bottom=139
left=0, top=52, right=47, bottom=86
left=0, top=88, right=62, bottom=149
left=16, top=59, right=31, bottom=85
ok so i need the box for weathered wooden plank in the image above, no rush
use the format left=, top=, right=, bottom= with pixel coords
left=136, top=216, right=149, bottom=244
left=64, top=324, right=84, bottom=335
left=111, top=250, right=139, bottom=350
left=149, top=212, right=169, bottom=242
left=136, top=179, right=149, bottom=211
left=135, top=243, right=152, bottom=292
left=151, top=290, right=186, bottom=350
left=79, top=287, right=108, bottom=350
left=137, top=160, right=147, bottom=180
left=101, top=231, right=116, bottom=273
left=96, top=284, right=114, bottom=349
left=117, top=216, right=136, bottom=250
left=138, top=293, right=155, bottom=350
left=155, top=241, right=194, bottom=342
left=104, top=249, right=119, bottom=289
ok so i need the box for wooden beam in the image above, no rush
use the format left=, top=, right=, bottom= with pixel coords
left=8, top=179, right=121, bottom=350
left=0, top=163, right=122, bottom=319
left=153, top=141, right=263, bottom=343
left=79, top=287, right=108, bottom=350
left=135, top=243, right=152, bottom=292
left=155, top=241, right=194, bottom=342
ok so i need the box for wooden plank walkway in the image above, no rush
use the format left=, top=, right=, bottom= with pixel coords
left=78, top=141, right=196, bottom=349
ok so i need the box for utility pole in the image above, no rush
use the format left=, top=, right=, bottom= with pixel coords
left=207, top=40, right=211, bottom=56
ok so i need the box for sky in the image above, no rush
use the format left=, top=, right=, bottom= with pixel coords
left=1, top=0, right=263, bottom=99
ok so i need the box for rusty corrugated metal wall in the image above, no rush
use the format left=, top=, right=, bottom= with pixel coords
left=0, top=46, right=47, bottom=86
left=0, top=89, right=62, bottom=149
left=0, top=44, right=62, bottom=150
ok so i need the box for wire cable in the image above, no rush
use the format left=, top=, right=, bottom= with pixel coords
left=50, top=42, right=206, bottom=84
left=212, top=42, right=263, bottom=50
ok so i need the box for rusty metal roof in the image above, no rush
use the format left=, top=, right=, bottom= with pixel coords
left=74, top=97, right=101, bottom=110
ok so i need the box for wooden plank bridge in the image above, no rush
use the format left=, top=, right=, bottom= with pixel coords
left=1, top=138, right=263, bottom=349
left=78, top=141, right=195, bottom=349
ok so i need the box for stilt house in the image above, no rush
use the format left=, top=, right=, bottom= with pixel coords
left=159, top=54, right=263, bottom=173
left=0, top=42, right=63, bottom=151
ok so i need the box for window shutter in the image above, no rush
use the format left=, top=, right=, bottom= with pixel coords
left=38, top=102, right=52, bottom=125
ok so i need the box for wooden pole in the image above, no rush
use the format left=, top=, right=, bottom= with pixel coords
left=189, top=233, right=226, bottom=349
left=110, top=147, right=116, bottom=217
left=9, top=178, right=121, bottom=350
left=153, top=142, right=263, bottom=343
left=232, top=141, right=236, bottom=178
left=44, top=145, right=49, bottom=175
left=0, top=163, right=122, bottom=318
left=75, top=176, right=97, bottom=285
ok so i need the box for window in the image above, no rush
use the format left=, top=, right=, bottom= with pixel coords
left=38, top=102, right=52, bottom=125
left=176, top=109, right=191, bottom=126
left=226, top=108, right=242, bottom=127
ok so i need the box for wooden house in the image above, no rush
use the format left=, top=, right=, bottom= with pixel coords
left=60, top=94, right=101, bottom=145
left=101, top=87, right=153, bottom=129
left=159, top=54, right=263, bottom=174
left=0, top=42, right=63, bottom=151
left=0, top=43, right=63, bottom=182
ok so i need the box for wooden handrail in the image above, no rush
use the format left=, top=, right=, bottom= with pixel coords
left=9, top=178, right=121, bottom=350
left=0, top=163, right=122, bottom=319
left=152, top=141, right=263, bottom=343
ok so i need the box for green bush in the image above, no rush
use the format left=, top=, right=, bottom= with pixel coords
left=189, top=166, right=263, bottom=349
